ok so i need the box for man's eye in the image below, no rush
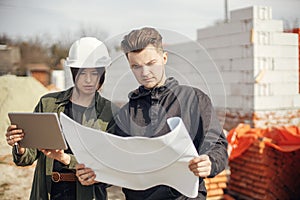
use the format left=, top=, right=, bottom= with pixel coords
left=132, top=65, right=140, bottom=69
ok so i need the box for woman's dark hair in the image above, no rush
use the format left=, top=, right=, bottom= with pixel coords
left=70, top=67, right=106, bottom=90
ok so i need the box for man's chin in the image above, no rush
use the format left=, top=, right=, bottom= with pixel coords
left=142, top=82, right=156, bottom=89
left=144, top=87, right=154, bottom=90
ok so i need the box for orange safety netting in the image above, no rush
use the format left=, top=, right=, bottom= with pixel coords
left=227, top=124, right=300, bottom=160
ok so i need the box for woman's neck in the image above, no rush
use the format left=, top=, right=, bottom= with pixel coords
left=71, top=90, right=95, bottom=107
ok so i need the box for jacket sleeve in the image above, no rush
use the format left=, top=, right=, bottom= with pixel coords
left=197, top=93, right=228, bottom=178
left=13, top=147, right=40, bottom=166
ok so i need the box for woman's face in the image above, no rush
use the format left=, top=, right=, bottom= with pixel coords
left=75, top=68, right=101, bottom=96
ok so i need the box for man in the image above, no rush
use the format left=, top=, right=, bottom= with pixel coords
left=77, top=27, right=228, bottom=199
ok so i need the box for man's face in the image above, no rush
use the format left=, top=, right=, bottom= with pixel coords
left=127, top=44, right=168, bottom=89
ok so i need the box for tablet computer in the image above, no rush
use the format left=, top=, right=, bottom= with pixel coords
left=8, top=112, right=67, bottom=150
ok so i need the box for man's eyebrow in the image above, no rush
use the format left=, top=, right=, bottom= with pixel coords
left=146, top=59, right=156, bottom=65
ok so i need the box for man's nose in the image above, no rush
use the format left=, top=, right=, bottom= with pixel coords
left=141, top=65, right=150, bottom=76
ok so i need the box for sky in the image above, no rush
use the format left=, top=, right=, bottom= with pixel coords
left=0, top=0, right=299, bottom=43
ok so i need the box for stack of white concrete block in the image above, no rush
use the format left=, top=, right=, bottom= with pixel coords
left=197, top=6, right=299, bottom=128
left=165, top=41, right=227, bottom=111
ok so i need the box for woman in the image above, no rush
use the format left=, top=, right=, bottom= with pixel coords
left=5, top=37, right=118, bottom=200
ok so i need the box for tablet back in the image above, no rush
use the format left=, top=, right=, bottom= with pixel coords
left=8, top=112, right=67, bottom=150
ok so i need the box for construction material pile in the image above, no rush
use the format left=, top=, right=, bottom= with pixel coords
left=227, top=124, right=300, bottom=199
left=204, top=170, right=228, bottom=200
left=0, top=75, right=48, bottom=156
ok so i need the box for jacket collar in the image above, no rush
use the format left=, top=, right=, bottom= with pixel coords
left=55, top=87, right=99, bottom=109
left=129, top=77, right=178, bottom=100
left=55, top=87, right=73, bottom=105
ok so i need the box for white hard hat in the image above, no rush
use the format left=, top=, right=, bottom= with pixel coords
left=65, top=37, right=111, bottom=68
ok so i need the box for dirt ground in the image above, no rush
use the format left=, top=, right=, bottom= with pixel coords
left=0, top=154, right=125, bottom=200
left=0, top=154, right=34, bottom=200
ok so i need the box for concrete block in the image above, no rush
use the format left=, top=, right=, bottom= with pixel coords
left=252, top=31, right=298, bottom=45
left=254, top=70, right=299, bottom=84
left=231, top=58, right=254, bottom=71
left=165, top=63, right=224, bottom=84
left=193, top=60, right=226, bottom=73
left=293, top=95, right=300, bottom=107
left=198, top=32, right=252, bottom=48
left=198, top=23, right=289, bottom=48
left=197, top=21, right=251, bottom=39
left=272, top=57, right=299, bottom=70
left=226, top=95, right=253, bottom=109
left=254, top=45, right=298, bottom=58
left=253, top=57, right=273, bottom=71
left=254, top=95, right=295, bottom=110
left=213, top=59, right=232, bottom=71
left=196, top=71, right=225, bottom=84
left=197, top=19, right=283, bottom=40
left=254, top=57, right=299, bottom=71
left=167, top=42, right=215, bottom=67
left=167, top=41, right=204, bottom=56
left=229, top=83, right=254, bottom=96
left=242, top=95, right=254, bottom=109
left=254, top=82, right=298, bottom=96
left=230, top=6, right=272, bottom=21
left=207, top=45, right=254, bottom=60
left=221, top=71, right=254, bottom=84
left=252, top=19, right=283, bottom=32
left=204, top=83, right=227, bottom=97
left=215, top=57, right=297, bottom=73
left=210, top=94, right=227, bottom=108
left=272, top=32, right=299, bottom=45
left=270, top=83, right=299, bottom=95
left=254, top=83, right=272, bottom=96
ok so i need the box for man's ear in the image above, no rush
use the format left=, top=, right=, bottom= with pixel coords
left=163, top=51, right=168, bottom=65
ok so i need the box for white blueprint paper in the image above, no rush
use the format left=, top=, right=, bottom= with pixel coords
left=60, top=113, right=199, bottom=198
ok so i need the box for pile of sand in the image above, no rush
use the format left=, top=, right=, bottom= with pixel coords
left=0, top=75, right=48, bottom=199
left=0, top=75, right=48, bottom=156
